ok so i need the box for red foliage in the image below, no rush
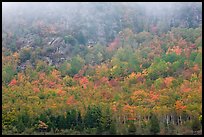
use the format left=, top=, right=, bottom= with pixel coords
left=183, top=48, right=191, bottom=58
left=48, top=81, right=55, bottom=88
left=78, top=77, right=89, bottom=89
left=73, top=74, right=83, bottom=81
left=190, top=44, right=196, bottom=49
left=182, top=69, right=193, bottom=79
left=101, top=77, right=109, bottom=83
left=108, top=79, right=118, bottom=87
left=79, top=77, right=89, bottom=85
left=8, top=79, right=17, bottom=86
left=149, top=91, right=159, bottom=101
left=33, top=87, right=40, bottom=93
left=32, top=80, right=39, bottom=85
left=94, top=80, right=100, bottom=88
left=128, top=117, right=137, bottom=121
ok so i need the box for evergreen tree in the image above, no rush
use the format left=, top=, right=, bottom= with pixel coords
left=149, top=113, right=160, bottom=135
left=16, top=119, right=25, bottom=133
left=192, top=116, right=201, bottom=134
left=76, top=111, right=83, bottom=130
left=128, top=122, right=136, bottom=135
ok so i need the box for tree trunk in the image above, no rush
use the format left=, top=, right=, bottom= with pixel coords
left=172, top=115, right=174, bottom=125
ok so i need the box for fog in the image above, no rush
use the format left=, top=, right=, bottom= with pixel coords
left=2, top=2, right=202, bottom=44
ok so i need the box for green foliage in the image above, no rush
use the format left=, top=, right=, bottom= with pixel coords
left=191, top=117, right=201, bottom=132
left=128, top=122, right=136, bottom=135
left=19, top=48, right=31, bottom=63
left=147, top=58, right=168, bottom=80
left=8, top=41, right=17, bottom=52
left=172, top=27, right=202, bottom=43
left=84, top=105, right=102, bottom=128
left=2, top=4, right=202, bottom=135
left=135, top=31, right=153, bottom=44
left=68, top=55, right=85, bottom=77
left=75, top=32, right=87, bottom=45
left=66, top=109, right=77, bottom=129
left=154, top=78, right=163, bottom=89
left=16, top=119, right=25, bottom=133
left=163, top=52, right=179, bottom=63
left=194, top=52, right=202, bottom=67
left=64, top=35, right=77, bottom=46
left=149, top=113, right=160, bottom=135
left=2, top=65, right=17, bottom=84
left=59, top=61, right=70, bottom=77
left=57, top=115, right=66, bottom=130
left=36, top=60, right=53, bottom=74
left=63, top=76, right=76, bottom=87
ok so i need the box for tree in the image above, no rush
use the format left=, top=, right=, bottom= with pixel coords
left=192, top=117, right=201, bottom=134
left=76, top=111, right=83, bottom=130
left=19, top=48, right=31, bottom=63
left=149, top=113, right=160, bottom=135
left=56, top=115, right=66, bottom=130
left=16, top=119, right=25, bottom=133
left=84, top=105, right=102, bottom=128
left=66, top=109, right=77, bottom=129
left=68, top=55, right=85, bottom=77
left=64, top=35, right=77, bottom=46
left=128, top=122, right=136, bottom=135
left=147, top=58, right=168, bottom=80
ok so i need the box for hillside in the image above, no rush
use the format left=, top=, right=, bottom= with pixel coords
left=2, top=2, right=202, bottom=135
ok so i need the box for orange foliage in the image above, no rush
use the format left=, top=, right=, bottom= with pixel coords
left=129, top=72, right=136, bottom=79
left=51, top=69, right=61, bottom=80
left=57, top=89, right=65, bottom=96
left=123, top=104, right=135, bottom=113
left=175, top=100, right=186, bottom=111
left=174, top=46, right=182, bottom=55
left=112, top=104, right=117, bottom=112
left=164, top=77, right=174, bottom=87
left=180, top=80, right=191, bottom=93
left=66, top=96, right=77, bottom=105
left=8, top=79, right=17, bottom=86
left=39, top=73, right=46, bottom=80
left=193, top=64, right=199, bottom=72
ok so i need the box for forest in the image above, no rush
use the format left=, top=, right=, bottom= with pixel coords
left=2, top=2, right=202, bottom=135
